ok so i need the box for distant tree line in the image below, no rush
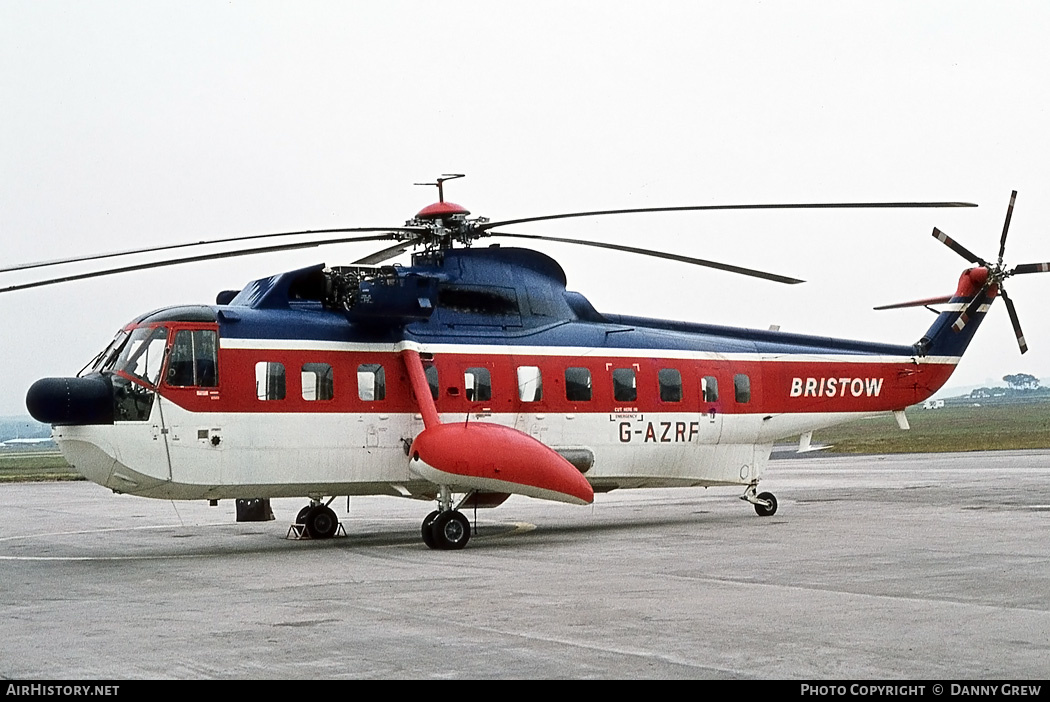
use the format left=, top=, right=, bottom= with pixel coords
left=970, top=374, right=1047, bottom=399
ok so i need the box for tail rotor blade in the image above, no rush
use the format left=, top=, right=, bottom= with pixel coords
left=1001, top=287, right=1028, bottom=354
left=951, top=282, right=992, bottom=333
left=933, top=228, right=988, bottom=266
left=998, top=190, right=1018, bottom=264
left=1010, top=262, right=1050, bottom=275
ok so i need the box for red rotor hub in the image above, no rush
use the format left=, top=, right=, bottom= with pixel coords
left=955, top=267, right=997, bottom=299
left=415, top=201, right=470, bottom=219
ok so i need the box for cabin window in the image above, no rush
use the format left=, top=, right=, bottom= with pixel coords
left=613, top=368, right=637, bottom=402
left=464, top=368, right=492, bottom=402
left=302, top=363, right=334, bottom=401
left=255, top=362, right=286, bottom=401
left=734, top=374, right=751, bottom=404
left=357, top=363, right=386, bottom=401
left=114, top=325, right=169, bottom=386
left=166, top=329, right=218, bottom=388
left=702, top=375, right=718, bottom=402
left=425, top=365, right=439, bottom=400
left=565, top=367, right=592, bottom=401
left=658, top=368, right=682, bottom=402
left=517, top=366, right=543, bottom=402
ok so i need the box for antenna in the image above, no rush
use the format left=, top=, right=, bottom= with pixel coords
left=414, top=173, right=465, bottom=202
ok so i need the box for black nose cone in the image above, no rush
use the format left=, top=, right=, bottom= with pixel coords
left=26, top=374, right=114, bottom=425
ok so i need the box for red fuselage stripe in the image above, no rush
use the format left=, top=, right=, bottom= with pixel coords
left=154, top=347, right=957, bottom=416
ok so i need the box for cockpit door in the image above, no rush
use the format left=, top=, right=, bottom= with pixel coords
left=157, top=326, right=223, bottom=486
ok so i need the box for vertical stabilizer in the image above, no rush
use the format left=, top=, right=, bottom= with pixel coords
left=916, top=267, right=996, bottom=359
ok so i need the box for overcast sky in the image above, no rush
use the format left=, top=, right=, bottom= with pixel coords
left=2, top=1, right=1049, bottom=417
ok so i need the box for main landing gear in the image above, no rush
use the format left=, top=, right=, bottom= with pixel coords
left=421, top=487, right=473, bottom=550
left=741, top=483, right=778, bottom=517
left=295, top=501, right=340, bottom=539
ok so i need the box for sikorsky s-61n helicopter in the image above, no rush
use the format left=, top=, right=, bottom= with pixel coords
left=12, top=177, right=1049, bottom=549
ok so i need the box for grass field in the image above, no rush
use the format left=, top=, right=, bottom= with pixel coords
left=1, top=402, right=1048, bottom=482
left=810, top=401, right=1050, bottom=453
left=0, top=449, right=81, bottom=483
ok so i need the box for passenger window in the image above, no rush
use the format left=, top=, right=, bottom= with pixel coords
left=424, top=365, right=439, bottom=400
left=357, top=363, right=386, bottom=401
left=701, top=375, right=718, bottom=403
left=565, top=367, right=592, bottom=401
left=167, top=329, right=218, bottom=388
left=464, top=368, right=492, bottom=402
left=613, top=368, right=637, bottom=402
left=734, top=374, right=751, bottom=404
left=517, top=366, right=543, bottom=402
left=302, top=363, right=334, bottom=401
left=255, top=362, right=286, bottom=401
left=658, top=368, right=682, bottom=402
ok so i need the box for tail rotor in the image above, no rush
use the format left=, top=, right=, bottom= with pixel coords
left=929, top=190, right=1050, bottom=354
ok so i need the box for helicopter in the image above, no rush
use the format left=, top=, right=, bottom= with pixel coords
left=11, top=177, right=1049, bottom=550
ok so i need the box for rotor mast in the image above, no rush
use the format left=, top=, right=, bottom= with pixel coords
left=410, top=173, right=475, bottom=251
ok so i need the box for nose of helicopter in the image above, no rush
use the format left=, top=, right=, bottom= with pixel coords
left=26, top=374, right=114, bottom=425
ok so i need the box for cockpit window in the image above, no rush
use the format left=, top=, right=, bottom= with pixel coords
left=166, top=329, right=218, bottom=387
left=112, top=326, right=169, bottom=386
left=81, top=330, right=130, bottom=377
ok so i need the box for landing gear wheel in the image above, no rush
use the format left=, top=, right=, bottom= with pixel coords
left=296, top=506, right=312, bottom=524
left=754, top=491, right=778, bottom=517
left=421, top=510, right=440, bottom=549
left=430, top=510, right=471, bottom=550
left=305, top=505, right=339, bottom=539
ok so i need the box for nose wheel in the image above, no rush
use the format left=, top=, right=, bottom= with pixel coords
left=421, top=509, right=471, bottom=550
left=421, top=486, right=473, bottom=550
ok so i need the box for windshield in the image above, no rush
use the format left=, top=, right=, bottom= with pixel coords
left=79, top=330, right=130, bottom=377
left=111, top=325, right=169, bottom=386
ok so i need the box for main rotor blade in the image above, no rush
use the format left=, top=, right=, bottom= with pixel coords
left=352, top=238, right=421, bottom=265
left=0, top=233, right=397, bottom=295
left=1001, top=287, right=1028, bottom=354
left=479, top=201, right=977, bottom=231
left=998, top=190, right=1017, bottom=264
left=484, top=231, right=804, bottom=284
left=932, top=228, right=989, bottom=266
left=873, top=295, right=954, bottom=311
left=0, top=226, right=426, bottom=276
